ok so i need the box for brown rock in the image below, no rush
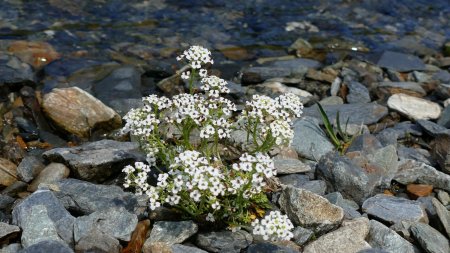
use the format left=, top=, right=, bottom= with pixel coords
left=406, top=184, right=433, bottom=199
left=8, top=40, right=60, bottom=68
left=122, top=220, right=151, bottom=253
left=42, top=87, right=122, bottom=138
left=306, top=69, right=336, bottom=83
left=217, top=44, right=252, bottom=61
left=431, top=134, right=450, bottom=174
left=0, top=158, right=18, bottom=187
left=27, top=163, right=70, bottom=192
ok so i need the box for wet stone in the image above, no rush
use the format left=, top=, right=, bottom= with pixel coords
left=279, top=186, right=344, bottom=234
left=376, top=51, right=425, bottom=72
left=195, top=230, right=252, bottom=253
left=366, top=220, right=416, bottom=253
left=362, top=194, right=428, bottom=224
left=410, top=222, right=449, bottom=253
left=93, top=66, right=143, bottom=116
left=43, top=139, right=144, bottom=182
left=0, top=55, right=35, bottom=86
left=54, top=179, right=138, bottom=215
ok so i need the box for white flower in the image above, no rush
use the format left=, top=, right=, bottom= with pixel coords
left=206, top=213, right=215, bottom=222
left=252, top=211, right=294, bottom=242
left=177, top=45, right=213, bottom=69
left=181, top=71, right=191, bottom=80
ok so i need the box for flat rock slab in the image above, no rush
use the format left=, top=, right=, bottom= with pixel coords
left=362, top=194, right=428, bottom=224
left=43, top=139, right=143, bottom=182
left=377, top=81, right=426, bottom=97
left=273, top=158, right=312, bottom=174
left=74, top=207, right=138, bottom=242
left=291, top=117, right=334, bottom=161
left=279, top=186, right=343, bottom=234
left=54, top=178, right=138, bottom=215
left=195, top=230, right=252, bottom=253
left=376, top=51, right=425, bottom=72
left=303, top=102, right=388, bottom=125
left=367, top=220, right=416, bottom=253
left=387, top=93, right=442, bottom=120
left=146, top=221, right=198, bottom=246
left=42, top=87, right=122, bottom=137
left=410, top=222, right=449, bottom=253
left=303, top=217, right=371, bottom=253
left=394, top=159, right=450, bottom=193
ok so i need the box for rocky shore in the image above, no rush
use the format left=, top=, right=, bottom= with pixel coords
left=0, top=0, right=450, bottom=252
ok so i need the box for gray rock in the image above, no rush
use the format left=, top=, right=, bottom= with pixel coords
left=145, top=221, right=198, bottom=247
left=303, top=217, right=371, bottom=253
left=394, top=159, right=450, bottom=192
left=43, top=139, right=144, bottom=182
left=432, top=70, right=450, bottom=83
left=1, top=243, right=22, bottom=253
left=19, top=240, right=74, bottom=253
left=303, top=102, right=388, bottom=125
left=346, top=81, right=371, bottom=104
left=416, top=120, right=450, bottom=137
left=75, top=228, right=121, bottom=253
left=273, top=158, right=312, bottom=174
left=278, top=174, right=310, bottom=188
left=376, top=122, right=422, bottom=147
left=319, top=96, right=343, bottom=106
left=376, top=51, right=425, bottom=72
left=366, top=145, right=399, bottom=188
left=410, top=222, right=449, bottom=253
left=292, top=226, right=314, bottom=245
left=432, top=198, right=450, bottom=238
left=377, top=82, right=426, bottom=97
left=387, top=94, right=442, bottom=121
left=93, top=66, right=143, bottom=116
left=362, top=194, right=428, bottom=224
left=247, top=242, right=299, bottom=253
left=325, top=192, right=361, bottom=219
left=346, top=134, right=383, bottom=154
left=390, top=221, right=413, bottom=240
left=171, top=244, right=208, bottom=253
left=20, top=205, right=65, bottom=248
left=437, top=190, right=450, bottom=206
left=317, top=152, right=382, bottom=205
left=430, top=134, right=450, bottom=173
left=437, top=106, right=450, bottom=128
left=0, top=222, right=20, bottom=240
left=74, top=207, right=137, bottom=242
left=357, top=250, right=389, bottom=253
left=397, top=146, right=433, bottom=166
left=195, top=230, right=252, bottom=253
left=0, top=55, right=35, bottom=86
left=54, top=179, right=138, bottom=215
left=367, top=220, right=416, bottom=253
left=28, top=163, right=70, bottom=192
left=291, top=117, right=334, bottom=161
left=241, top=67, right=291, bottom=84
left=279, top=186, right=343, bottom=234
left=12, top=190, right=75, bottom=246
left=16, top=156, right=45, bottom=183
left=0, top=194, right=15, bottom=210
left=413, top=71, right=431, bottom=83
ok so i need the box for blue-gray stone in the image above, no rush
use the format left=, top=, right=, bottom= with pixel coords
left=346, top=81, right=371, bottom=104
left=377, top=51, right=425, bottom=72
left=19, top=240, right=73, bottom=253
left=410, top=222, right=449, bottom=253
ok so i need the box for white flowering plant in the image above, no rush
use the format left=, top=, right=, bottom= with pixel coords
left=122, top=46, right=303, bottom=233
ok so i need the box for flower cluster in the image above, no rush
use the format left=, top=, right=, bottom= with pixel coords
left=241, top=93, right=303, bottom=148
left=252, top=211, right=294, bottom=241
left=122, top=45, right=303, bottom=237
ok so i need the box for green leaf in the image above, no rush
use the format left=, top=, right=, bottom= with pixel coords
left=317, top=103, right=340, bottom=147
